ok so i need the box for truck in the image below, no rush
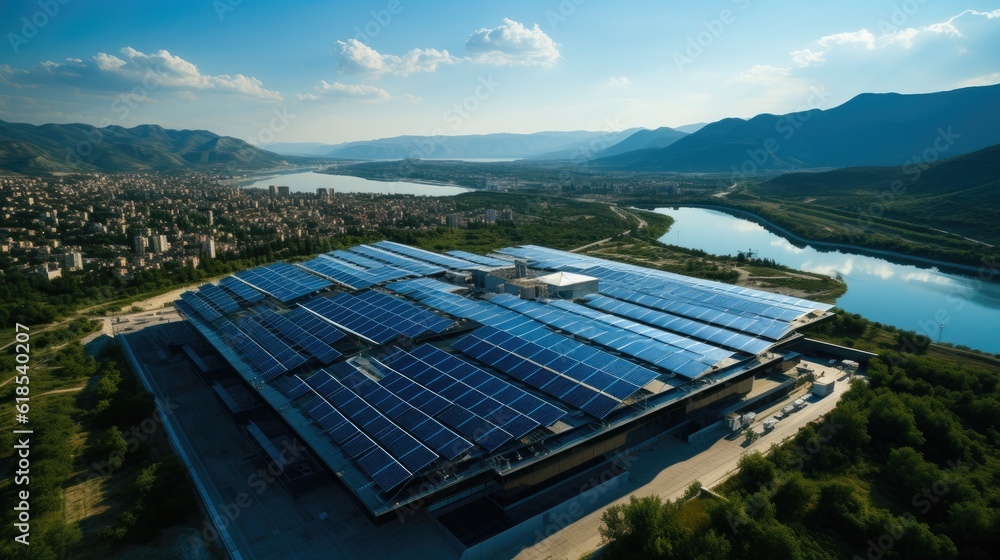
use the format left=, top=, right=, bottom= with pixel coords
left=763, top=417, right=778, bottom=431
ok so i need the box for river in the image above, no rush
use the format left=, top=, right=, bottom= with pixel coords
left=653, top=207, right=1000, bottom=354
left=229, top=170, right=471, bottom=196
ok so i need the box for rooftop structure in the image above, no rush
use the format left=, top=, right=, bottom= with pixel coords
left=171, top=242, right=834, bottom=532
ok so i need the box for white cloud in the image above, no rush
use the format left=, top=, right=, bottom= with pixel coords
left=728, top=65, right=791, bottom=85
left=296, top=80, right=391, bottom=101
left=926, top=9, right=1000, bottom=36
left=607, top=76, right=629, bottom=86
left=0, top=47, right=282, bottom=101
left=790, top=49, right=825, bottom=67
left=818, top=29, right=877, bottom=50
left=336, top=39, right=458, bottom=76
left=465, top=18, right=560, bottom=66
left=955, top=72, right=1000, bottom=87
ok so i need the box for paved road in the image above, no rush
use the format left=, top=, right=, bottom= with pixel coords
left=504, top=362, right=851, bottom=560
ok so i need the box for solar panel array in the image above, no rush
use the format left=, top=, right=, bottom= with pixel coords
left=330, top=361, right=474, bottom=459
left=581, top=295, right=772, bottom=354
left=300, top=291, right=454, bottom=344
left=252, top=308, right=342, bottom=364
left=198, top=284, right=242, bottom=314
left=453, top=325, right=660, bottom=419
left=381, top=345, right=566, bottom=447
left=234, top=262, right=332, bottom=303
left=445, top=250, right=512, bottom=268
left=297, top=255, right=413, bottom=290
left=496, top=245, right=831, bottom=342
left=372, top=240, right=481, bottom=271
left=302, top=393, right=413, bottom=492
left=272, top=374, right=311, bottom=399
left=216, top=318, right=285, bottom=379
left=348, top=245, right=446, bottom=276
left=489, top=294, right=732, bottom=378
left=327, top=249, right=388, bottom=269
left=180, top=291, right=223, bottom=323
left=218, top=276, right=265, bottom=304
left=304, top=370, right=455, bottom=491
left=238, top=316, right=308, bottom=371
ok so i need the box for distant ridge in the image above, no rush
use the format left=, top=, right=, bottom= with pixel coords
left=0, top=120, right=290, bottom=174
left=594, top=84, right=1000, bottom=172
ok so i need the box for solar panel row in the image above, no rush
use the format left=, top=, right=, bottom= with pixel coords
left=216, top=318, right=285, bottom=379
left=218, top=276, right=265, bottom=304
left=198, top=284, right=242, bottom=313
left=372, top=240, right=481, bottom=271
left=297, top=255, right=412, bottom=290
left=180, top=291, right=223, bottom=323
left=444, top=250, right=512, bottom=268
left=580, top=295, right=772, bottom=354
left=306, top=370, right=439, bottom=473
left=300, top=291, right=453, bottom=344
left=254, top=309, right=341, bottom=364
left=234, top=262, right=332, bottom=303
left=453, top=326, right=625, bottom=419
left=348, top=245, right=446, bottom=276
left=489, top=294, right=729, bottom=378
left=330, top=361, right=474, bottom=460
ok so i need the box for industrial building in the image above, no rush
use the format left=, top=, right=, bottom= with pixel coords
left=168, top=241, right=834, bottom=547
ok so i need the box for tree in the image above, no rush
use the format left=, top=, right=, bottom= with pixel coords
left=737, top=452, right=776, bottom=491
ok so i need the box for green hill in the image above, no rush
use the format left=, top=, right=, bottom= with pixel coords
left=0, top=120, right=291, bottom=174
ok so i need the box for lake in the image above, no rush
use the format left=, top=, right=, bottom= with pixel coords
left=230, top=170, right=471, bottom=196
left=653, top=207, right=1000, bottom=354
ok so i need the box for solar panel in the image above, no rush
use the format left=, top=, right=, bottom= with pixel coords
left=234, top=262, right=332, bottom=303
left=272, top=375, right=310, bottom=399
left=180, top=291, right=222, bottom=323
left=452, top=326, right=635, bottom=419
left=219, top=276, right=265, bottom=303
left=300, top=291, right=454, bottom=344
left=445, top=250, right=512, bottom=268
left=372, top=240, right=481, bottom=271
left=255, top=309, right=341, bottom=364
left=347, top=245, right=446, bottom=276
left=356, top=447, right=411, bottom=492
left=297, top=256, right=413, bottom=290
left=215, top=318, right=285, bottom=379
left=199, top=284, right=241, bottom=314
left=330, top=361, right=474, bottom=460
left=238, top=317, right=307, bottom=371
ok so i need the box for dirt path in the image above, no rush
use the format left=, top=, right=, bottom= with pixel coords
left=37, top=386, right=85, bottom=397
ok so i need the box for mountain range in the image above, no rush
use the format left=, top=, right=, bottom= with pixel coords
left=754, top=142, right=1000, bottom=245
left=2, top=85, right=999, bottom=175
left=267, top=130, right=645, bottom=160
left=593, top=84, right=1000, bottom=172
left=0, top=121, right=290, bottom=174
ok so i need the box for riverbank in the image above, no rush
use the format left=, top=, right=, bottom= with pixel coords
left=639, top=203, right=998, bottom=280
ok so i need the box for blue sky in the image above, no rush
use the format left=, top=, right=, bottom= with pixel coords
left=1, top=0, right=998, bottom=144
